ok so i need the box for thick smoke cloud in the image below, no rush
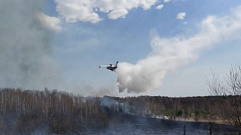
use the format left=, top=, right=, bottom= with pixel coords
left=115, top=6, right=241, bottom=93
left=0, top=0, right=62, bottom=90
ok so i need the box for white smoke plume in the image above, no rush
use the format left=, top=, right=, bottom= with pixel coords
left=0, top=0, right=63, bottom=90
left=115, top=6, right=241, bottom=93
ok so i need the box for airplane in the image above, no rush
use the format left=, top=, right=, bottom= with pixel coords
left=99, top=61, right=118, bottom=71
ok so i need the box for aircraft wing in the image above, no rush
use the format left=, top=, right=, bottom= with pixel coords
left=99, top=65, right=109, bottom=68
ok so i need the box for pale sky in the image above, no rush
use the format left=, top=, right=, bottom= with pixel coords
left=48, top=0, right=241, bottom=97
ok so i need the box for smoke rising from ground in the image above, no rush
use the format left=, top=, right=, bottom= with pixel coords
left=115, top=6, right=241, bottom=93
left=0, top=0, right=62, bottom=90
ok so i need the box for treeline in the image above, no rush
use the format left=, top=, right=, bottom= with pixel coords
left=111, top=96, right=223, bottom=121
left=0, top=88, right=110, bottom=134
left=0, top=88, right=239, bottom=134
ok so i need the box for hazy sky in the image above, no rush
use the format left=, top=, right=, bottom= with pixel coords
left=48, top=0, right=241, bottom=97
left=1, top=0, right=241, bottom=97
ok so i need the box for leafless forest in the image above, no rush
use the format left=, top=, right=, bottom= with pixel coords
left=0, top=88, right=239, bottom=134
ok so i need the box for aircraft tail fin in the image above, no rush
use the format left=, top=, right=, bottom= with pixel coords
left=115, top=61, right=119, bottom=67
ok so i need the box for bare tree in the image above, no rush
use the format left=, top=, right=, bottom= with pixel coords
left=208, top=66, right=241, bottom=133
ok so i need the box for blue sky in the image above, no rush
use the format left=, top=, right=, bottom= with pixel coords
left=42, top=0, right=241, bottom=97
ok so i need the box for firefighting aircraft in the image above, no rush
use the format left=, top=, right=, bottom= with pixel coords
left=99, top=61, right=118, bottom=71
